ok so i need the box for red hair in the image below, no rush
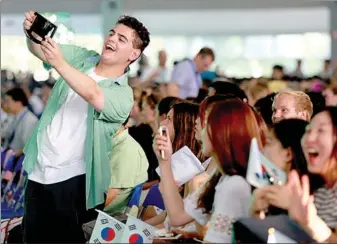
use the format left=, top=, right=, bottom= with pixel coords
left=198, top=95, right=240, bottom=128
left=198, top=99, right=265, bottom=213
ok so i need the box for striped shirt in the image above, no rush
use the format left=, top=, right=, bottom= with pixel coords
left=314, top=182, right=337, bottom=231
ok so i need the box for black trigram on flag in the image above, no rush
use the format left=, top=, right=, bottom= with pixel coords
left=115, top=223, right=122, bottom=231
left=143, top=228, right=151, bottom=237
left=93, top=238, right=101, bottom=243
left=128, top=224, right=136, bottom=231
left=100, top=218, right=109, bottom=225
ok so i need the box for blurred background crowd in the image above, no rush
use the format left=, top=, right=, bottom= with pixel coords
left=1, top=0, right=337, bottom=243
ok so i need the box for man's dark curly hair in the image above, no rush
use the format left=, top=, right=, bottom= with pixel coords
left=116, top=15, right=150, bottom=52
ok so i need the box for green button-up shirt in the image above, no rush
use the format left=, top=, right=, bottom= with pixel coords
left=23, top=44, right=134, bottom=209
left=103, top=128, right=148, bottom=215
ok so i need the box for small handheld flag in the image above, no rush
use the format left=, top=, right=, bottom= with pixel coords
left=89, top=210, right=126, bottom=243
left=259, top=153, right=287, bottom=185
left=246, top=138, right=270, bottom=188
left=246, top=138, right=287, bottom=188
left=121, top=214, right=158, bottom=244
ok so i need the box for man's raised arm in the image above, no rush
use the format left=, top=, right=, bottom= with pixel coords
left=23, top=11, right=47, bottom=63
left=40, top=37, right=104, bottom=111
left=23, top=11, right=104, bottom=111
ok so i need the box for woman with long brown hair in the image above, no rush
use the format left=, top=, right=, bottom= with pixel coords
left=191, top=95, right=240, bottom=192
left=192, top=95, right=267, bottom=193
left=161, top=102, right=202, bottom=158
left=146, top=102, right=203, bottom=229
left=153, top=98, right=266, bottom=242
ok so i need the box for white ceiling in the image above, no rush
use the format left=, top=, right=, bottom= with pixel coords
left=0, top=0, right=330, bottom=13
left=131, top=7, right=330, bottom=35
left=1, top=0, right=332, bottom=36
left=2, top=7, right=329, bottom=36
left=1, top=0, right=329, bottom=14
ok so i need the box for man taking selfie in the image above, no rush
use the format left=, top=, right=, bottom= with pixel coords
left=22, top=11, right=150, bottom=243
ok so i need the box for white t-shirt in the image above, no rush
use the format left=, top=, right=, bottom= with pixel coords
left=29, top=68, right=107, bottom=184
left=185, top=175, right=251, bottom=243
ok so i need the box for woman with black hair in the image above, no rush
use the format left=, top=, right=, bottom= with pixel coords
left=287, top=107, right=337, bottom=243
left=250, top=119, right=323, bottom=217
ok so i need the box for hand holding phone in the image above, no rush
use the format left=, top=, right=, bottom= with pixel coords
left=159, top=126, right=168, bottom=160
left=24, top=12, right=57, bottom=44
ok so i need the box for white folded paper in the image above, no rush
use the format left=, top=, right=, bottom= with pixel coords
left=156, top=146, right=205, bottom=186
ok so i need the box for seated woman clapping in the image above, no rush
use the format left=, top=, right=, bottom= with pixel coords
left=287, top=170, right=336, bottom=243
left=288, top=107, right=337, bottom=243
left=250, top=119, right=324, bottom=218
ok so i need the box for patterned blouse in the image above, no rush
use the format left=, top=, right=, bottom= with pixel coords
left=184, top=175, right=251, bottom=242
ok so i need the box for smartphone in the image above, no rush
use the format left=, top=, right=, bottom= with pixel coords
left=159, top=126, right=168, bottom=159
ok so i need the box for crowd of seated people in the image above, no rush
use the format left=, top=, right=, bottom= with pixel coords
left=1, top=49, right=337, bottom=243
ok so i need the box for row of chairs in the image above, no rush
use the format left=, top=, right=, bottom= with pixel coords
left=127, top=182, right=166, bottom=217
left=1, top=149, right=26, bottom=220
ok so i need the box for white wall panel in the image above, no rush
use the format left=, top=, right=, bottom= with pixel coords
left=1, top=7, right=329, bottom=36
